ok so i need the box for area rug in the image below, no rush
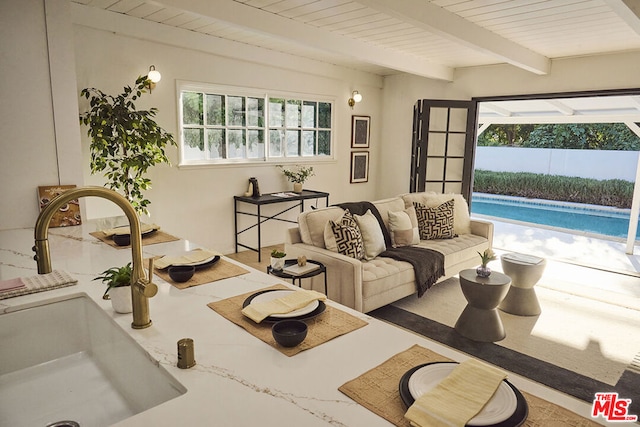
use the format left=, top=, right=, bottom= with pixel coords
left=370, top=276, right=640, bottom=417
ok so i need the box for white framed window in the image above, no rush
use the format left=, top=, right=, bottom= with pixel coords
left=178, top=82, right=334, bottom=165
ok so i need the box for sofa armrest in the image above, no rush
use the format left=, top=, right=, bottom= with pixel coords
left=470, top=219, right=494, bottom=248
left=285, top=235, right=364, bottom=312
left=285, top=227, right=303, bottom=245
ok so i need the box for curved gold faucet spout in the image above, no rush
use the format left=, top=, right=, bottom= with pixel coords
left=34, top=186, right=157, bottom=329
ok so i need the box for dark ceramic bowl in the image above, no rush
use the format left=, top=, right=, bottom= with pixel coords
left=168, top=265, right=195, bottom=283
left=272, top=320, right=308, bottom=347
left=112, top=233, right=131, bottom=246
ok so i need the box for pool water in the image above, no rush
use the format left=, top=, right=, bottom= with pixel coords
left=471, top=194, right=640, bottom=240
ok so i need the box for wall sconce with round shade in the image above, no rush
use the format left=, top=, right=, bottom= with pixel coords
left=146, top=65, right=161, bottom=93
left=348, top=90, right=362, bottom=109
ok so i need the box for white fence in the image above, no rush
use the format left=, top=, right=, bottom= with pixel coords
left=475, top=147, right=640, bottom=182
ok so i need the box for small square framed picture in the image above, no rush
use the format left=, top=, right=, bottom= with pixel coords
left=350, top=151, right=369, bottom=183
left=351, top=115, right=370, bottom=148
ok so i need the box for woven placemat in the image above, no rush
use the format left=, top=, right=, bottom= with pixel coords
left=90, top=230, right=180, bottom=249
left=207, top=284, right=368, bottom=356
left=339, top=344, right=600, bottom=427
left=152, top=257, right=249, bottom=289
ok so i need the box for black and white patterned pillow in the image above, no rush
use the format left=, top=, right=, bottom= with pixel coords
left=413, top=200, right=456, bottom=240
left=324, top=209, right=364, bottom=259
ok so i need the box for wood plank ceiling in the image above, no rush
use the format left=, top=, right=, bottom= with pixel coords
left=72, top=0, right=640, bottom=82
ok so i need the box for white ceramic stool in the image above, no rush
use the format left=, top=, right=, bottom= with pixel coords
left=499, top=253, right=547, bottom=316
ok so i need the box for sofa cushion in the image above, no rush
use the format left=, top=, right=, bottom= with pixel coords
left=402, top=192, right=472, bottom=235
left=371, top=197, right=405, bottom=234
left=414, top=200, right=456, bottom=239
left=324, top=210, right=364, bottom=259
left=354, top=209, right=386, bottom=260
left=388, top=206, right=420, bottom=247
left=298, top=206, right=344, bottom=248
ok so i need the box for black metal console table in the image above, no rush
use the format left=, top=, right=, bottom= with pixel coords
left=234, top=189, right=330, bottom=261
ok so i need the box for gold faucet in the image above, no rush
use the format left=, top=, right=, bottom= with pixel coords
left=34, top=186, right=158, bottom=329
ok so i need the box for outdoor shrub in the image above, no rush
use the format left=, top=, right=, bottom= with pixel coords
left=473, top=170, right=634, bottom=208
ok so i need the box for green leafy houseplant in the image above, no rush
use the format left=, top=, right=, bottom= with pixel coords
left=79, top=76, right=176, bottom=216
left=94, top=263, right=132, bottom=299
left=271, top=249, right=286, bottom=258
left=277, top=165, right=315, bottom=184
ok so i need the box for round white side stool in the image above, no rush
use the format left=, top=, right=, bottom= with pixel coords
left=499, top=253, right=547, bottom=316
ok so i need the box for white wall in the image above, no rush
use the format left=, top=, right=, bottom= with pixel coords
left=71, top=7, right=385, bottom=253
left=0, top=0, right=62, bottom=228
left=475, top=147, right=640, bottom=181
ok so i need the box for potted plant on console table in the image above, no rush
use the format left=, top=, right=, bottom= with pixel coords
left=277, top=164, right=314, bottom=193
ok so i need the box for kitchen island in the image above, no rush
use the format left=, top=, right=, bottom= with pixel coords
left=0, top=220, right=605, bottom=426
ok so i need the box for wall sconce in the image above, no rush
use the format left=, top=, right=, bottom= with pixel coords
left=146, top=65, right=162, bottom=93
left=348, top=90, right=362, bottom=109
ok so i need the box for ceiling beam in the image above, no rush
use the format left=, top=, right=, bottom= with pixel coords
left=545, top=100, right=575, bottom=116
left=156, top=0, right=454, bottom=81
left=604, top=0, right=640, bottom=35
left=355, top=0, right=550, bottom=75
left=482, top=103, right=512, bottom=117
left=71, top=3, right=383, bottom=88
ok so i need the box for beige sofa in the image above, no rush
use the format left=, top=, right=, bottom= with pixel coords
left=285, top=192, right=493, bottom=313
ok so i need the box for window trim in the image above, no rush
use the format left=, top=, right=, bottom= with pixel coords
left=176, top=80, right=336, bottom=167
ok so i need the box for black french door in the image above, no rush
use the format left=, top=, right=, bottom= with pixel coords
left=410, top=99, right=478, bottom=203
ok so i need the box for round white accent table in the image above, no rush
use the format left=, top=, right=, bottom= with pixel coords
left=499, top=253, right=547, bottom=316
left=454, top=269, right=511, bottom=342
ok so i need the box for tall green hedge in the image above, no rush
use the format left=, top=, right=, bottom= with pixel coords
left=473, top=170, right=634, bottom=208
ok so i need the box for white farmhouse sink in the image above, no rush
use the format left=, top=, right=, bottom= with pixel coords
left=0, top=293, right=186, bottom=427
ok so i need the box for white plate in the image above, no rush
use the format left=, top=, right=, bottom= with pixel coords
left=250, top=290, right=319, bottom=319
left=175, top=255, right=217, bottom=267
left=408, top=364, right=517, bottom=426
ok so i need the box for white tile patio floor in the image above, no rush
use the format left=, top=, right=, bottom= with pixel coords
left=476, top=215, right=640, bottom=308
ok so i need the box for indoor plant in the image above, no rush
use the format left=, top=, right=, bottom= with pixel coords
left=477, top=249, right=497, bottom=278
left=94, top=262, right=133, bottom=313
left=277, top=165, right=315, bottom=193
left=270, top=248, right=286, bottom=271
left=79, top=75, right=176, bottom=216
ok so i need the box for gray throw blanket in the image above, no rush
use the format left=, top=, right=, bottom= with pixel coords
left=336, top=201, right=445, bottom=297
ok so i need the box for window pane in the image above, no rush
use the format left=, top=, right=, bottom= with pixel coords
left=183, top=129, right=204, bottom=160
left=286, top=130, right=300, bottom=156
left=302, top=130, right=315, bottom=156
left=286, top=100, right=301, bottom=127
left=228, top=96, right=245, bottom=126
left=247, top=130, right=264, bottom=158
left=228, top=129, right=246, bottom=159
left=318, top=130, right=331, bottom=155
left=247, top=97, right=264, bottom=127
left=318, top=102, right=331, bottom=128
left=269, top=129, right=284, bottom=157
left=269, top=98, right=285, bottom=127
left=182, top=92, right=203, bottom=125
left=183, top=128, right=204, bottom=150
left=302, top=101, right=316, bottom=128
left=207, top=129, right=225, bottom=159
left=206, top=94, right=225, bottom=126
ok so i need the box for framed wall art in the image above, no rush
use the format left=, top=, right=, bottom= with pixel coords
left=351, top=115, right=370, bottom=148
left=37, top=185, right=82, bottom=227
left=350, top=151, right=369, bottom=183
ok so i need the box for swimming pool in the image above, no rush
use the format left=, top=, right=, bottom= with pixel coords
left=470, top=193, right=640, bottom=240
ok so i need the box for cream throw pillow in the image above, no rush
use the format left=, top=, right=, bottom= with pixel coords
left=388, top=206, right=420, bottom=247
left=354, top=209, right=386, bottom=260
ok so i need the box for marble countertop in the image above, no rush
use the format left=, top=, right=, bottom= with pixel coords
left=0, top=220, right=602, bottom=426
